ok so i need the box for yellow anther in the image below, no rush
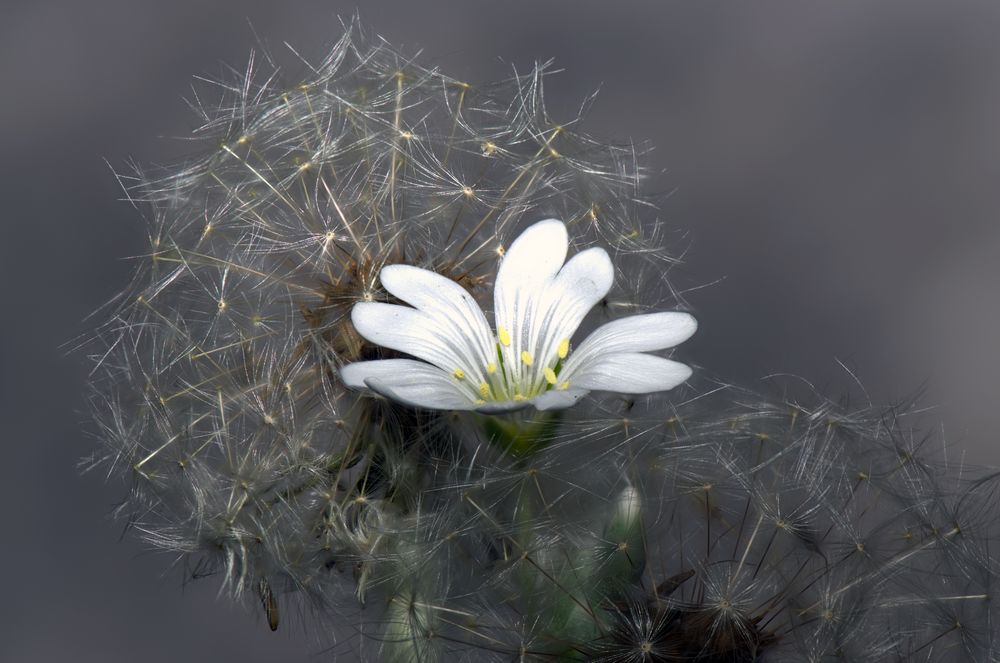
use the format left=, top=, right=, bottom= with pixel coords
left=544, top=368, right=558, bottom=385
left=521, top=351, right=534, bottom=366
left=481, top=141, right=497, bottom=156
left=453, top=368, right=466, bottom=380
left=558, top=338, right=570, bottom=359
left=557, top=381, right=570, bottom=391
left=474, top=398, right=486, bottom=405
left=479, top=383, right=490, bottom=398
left=513, top=393, right=526, bottom=402
left=486, top=362, right=497, bottom=374
left=498, top=327, right=511, bottom=347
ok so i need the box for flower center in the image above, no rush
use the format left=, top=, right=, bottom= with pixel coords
left=455, top=329, right=572, bottom=404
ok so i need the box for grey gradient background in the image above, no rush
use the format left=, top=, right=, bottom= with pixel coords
left=3, top=1, right=1000, bottom=660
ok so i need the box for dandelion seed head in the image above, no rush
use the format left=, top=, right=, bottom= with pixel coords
left=83, top=17, right=1000, bottom=661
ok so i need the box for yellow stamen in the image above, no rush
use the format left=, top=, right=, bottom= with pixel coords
left=513, top=393, right=526, bottom=402
left=474, top=398, right=486, bottom=405
left=544, top=368, right=558, bottom=385
left=453, top=368, right=466, bottom=380
left=557, top=381, right=570, bottom=391
left=479, top=383, right=490, bottom=398
left=558, top=338, right=570, bottom=359
left=486, top=362, right=497, bottom=374
left=521, top=351, right=534, bottom=366
left=498, top=327, right=511, bottom=347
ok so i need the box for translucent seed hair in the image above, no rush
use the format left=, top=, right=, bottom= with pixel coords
left=85, top=17, right=1000, bottom=662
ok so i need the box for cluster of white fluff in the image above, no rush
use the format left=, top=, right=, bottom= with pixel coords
left=86, top=19, right=1000, bottom=661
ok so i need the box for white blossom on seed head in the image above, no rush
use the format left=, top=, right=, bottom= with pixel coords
left=340, top=219, right=696, bottom=413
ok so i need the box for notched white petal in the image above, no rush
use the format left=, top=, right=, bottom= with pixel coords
left=552, top=247, right=614, bottom=306
left=531, top=388, right=588, bottom=411
left=497, top=219, right=568, bottom=287
left=351, top=302, right=483, bottom=378
left=366, top=377, right=475, bottom=411
left=494, top=220, right=568, bottom=352
left=564, top=312, right=697, bottom=375
left=529, top=247, right=614, bottom=362
left=379, top=264, right=495, bottom=365
left=341, top=359, right=444, bottom=389
left=570, top=353, right=692, bottom=394
left=351, top=302, right=421, bottom=350
left=340, top=359, right=475, bottom=410
left=381, top=264, right=488, bottom=327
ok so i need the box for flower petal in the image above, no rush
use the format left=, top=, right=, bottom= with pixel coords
left=493, top=220, right=568, bottom=378
left=569, top=353, right=692, bottom=394
left=340, top=358, right=439, bottom=389
left=351, top=302, right=487, bottom=384
left=473, top=400, right=532, bottom=414
left=379, top=264, right=496, bottom=368
left=531, top=388, right=589, bottom=411
left=340, top=359, right=475, bottom=410
left=562, top=312, right=697, bottom=375
left=495, top=219, right=568, bottom=295
left=529, top=246, right=614, bottom=372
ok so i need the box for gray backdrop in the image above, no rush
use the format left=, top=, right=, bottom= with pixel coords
left=3, top=1, right=1000, bottom=660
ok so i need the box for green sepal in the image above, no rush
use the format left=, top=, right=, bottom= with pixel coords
left=478, top=411, right=562, bottom=458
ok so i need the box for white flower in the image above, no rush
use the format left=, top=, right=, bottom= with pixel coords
left=340, top=219, right=696, bottom=413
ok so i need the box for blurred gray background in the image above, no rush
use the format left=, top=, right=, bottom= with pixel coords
left=3, top=0, right=1000, bottom=660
